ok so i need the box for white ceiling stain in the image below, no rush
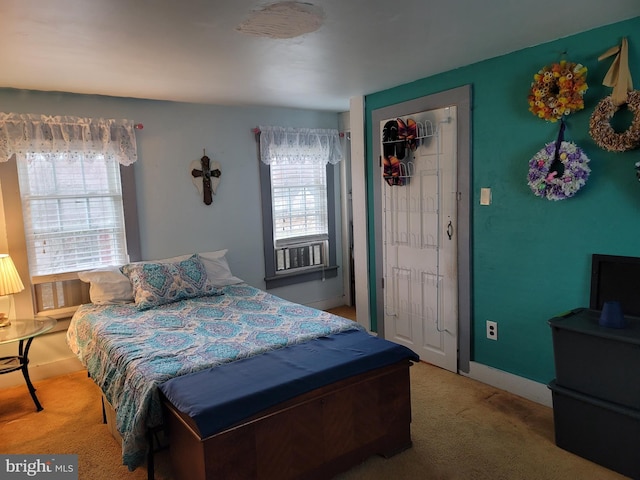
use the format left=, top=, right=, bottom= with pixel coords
left=236, top=1, right=324, bottom=39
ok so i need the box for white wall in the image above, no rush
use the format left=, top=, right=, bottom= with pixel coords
left=0, top=88, right=346, bottom=387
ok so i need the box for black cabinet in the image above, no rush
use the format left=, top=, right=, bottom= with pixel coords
left=549, top=308, right=640, bottom=479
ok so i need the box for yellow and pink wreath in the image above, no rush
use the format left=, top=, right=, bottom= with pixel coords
left=528, top=60, right=588, bottom=122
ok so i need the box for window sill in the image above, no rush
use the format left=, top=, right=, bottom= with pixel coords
left=36, top=306, right=79, bottom=320
left=36, top=308, right=76, bottom=334
left=265, top=265, right=338, bottom=290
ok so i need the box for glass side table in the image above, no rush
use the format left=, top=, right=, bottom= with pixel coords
left=0, top=317, right=57, bottom=411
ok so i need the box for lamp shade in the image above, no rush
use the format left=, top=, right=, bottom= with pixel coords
left=0, top=254, right=25, bottom=296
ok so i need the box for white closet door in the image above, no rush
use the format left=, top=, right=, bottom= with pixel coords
left=382, top=106, right=458, bottom=372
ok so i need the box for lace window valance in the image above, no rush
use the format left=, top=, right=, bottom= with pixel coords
left=0, top=113, right=138, bottom=165
left=258, top=126, right=342, bottom=166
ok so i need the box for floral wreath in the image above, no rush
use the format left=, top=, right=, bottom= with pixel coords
left=589, top=90, right=640, bottom=152
left=528, top=60, right=588, bottom=122
left=528, top=139, right=591, bottom=201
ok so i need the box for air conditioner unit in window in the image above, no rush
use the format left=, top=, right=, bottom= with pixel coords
left=275, top=240, right=327, bottom=273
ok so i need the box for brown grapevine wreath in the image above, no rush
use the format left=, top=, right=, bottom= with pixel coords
left=589, top=90, right=640, bottom=152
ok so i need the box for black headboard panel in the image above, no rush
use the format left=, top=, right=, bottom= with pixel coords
left=590, top=254, right=640, bottom=316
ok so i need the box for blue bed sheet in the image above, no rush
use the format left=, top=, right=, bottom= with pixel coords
left=159, top=329, right=419, bottom=438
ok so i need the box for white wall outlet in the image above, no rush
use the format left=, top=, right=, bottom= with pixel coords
left=486, top=320, right=498, bottom=340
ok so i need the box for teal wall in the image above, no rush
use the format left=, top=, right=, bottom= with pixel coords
left=365, top=17, right=640, bottom=383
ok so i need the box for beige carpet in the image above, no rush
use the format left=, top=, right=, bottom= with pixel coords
left=0, top=362, right=628, bottom=480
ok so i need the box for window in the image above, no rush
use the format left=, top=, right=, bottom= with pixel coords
left=258, top=126, right=342, bottom=289
left=0, top=113, right=140, bottom=315
left=271, top=159, right=328, bottom=272
left=18, top=152, right=129, bottom=278
left=17, top=152, right=130, bottom=313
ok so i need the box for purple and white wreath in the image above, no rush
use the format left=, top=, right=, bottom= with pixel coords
left=527, top=141, right=591, bottom=201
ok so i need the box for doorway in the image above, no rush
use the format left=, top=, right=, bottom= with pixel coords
left=371, top=86, right=472, bottom=374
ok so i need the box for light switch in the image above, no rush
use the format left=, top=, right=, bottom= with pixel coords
left=480, top=188, right=491, bottom=206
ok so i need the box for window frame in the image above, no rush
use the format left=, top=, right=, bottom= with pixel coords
left=0, top=156, right=140, bottom=320
left=18, top=153, right=131, bottom=279
left=259, top=160, right=338, bottom=289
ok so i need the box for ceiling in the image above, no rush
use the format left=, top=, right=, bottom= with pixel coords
left=1, top=1, right=637, bottom=112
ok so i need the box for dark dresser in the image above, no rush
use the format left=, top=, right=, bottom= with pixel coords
left=548, top=254, right=640, bottom=479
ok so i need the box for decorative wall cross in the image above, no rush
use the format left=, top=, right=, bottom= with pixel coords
left=190, top=151, right=221, bottom=205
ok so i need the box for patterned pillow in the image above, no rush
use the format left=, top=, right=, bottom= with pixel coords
left=121, top=254, right=216, bottom=310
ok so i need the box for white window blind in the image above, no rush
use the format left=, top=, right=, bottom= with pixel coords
left=17, top=152, right=129, bottom=278
left=270, top=159, right=328, bottom=246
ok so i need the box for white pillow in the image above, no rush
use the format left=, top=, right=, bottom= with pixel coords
left=77, top=266, right=134, bottom=305
left=77, top=249, right=243, bottom=304
left=77, top=256, right=189, bottom=305
left=198, top=250, right=244, bottom=287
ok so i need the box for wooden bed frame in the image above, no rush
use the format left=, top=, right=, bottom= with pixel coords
left=160, top=359, right=415, bottom=480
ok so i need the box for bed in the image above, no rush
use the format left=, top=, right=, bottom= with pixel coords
left=66, top=250, right=419, bottom=479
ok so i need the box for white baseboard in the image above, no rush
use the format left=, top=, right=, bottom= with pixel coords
left=463, top=361, right=552, bottom=408
left=0, top=357, right=84, bottom=389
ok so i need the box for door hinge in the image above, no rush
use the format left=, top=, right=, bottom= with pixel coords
left=381, top=277, right=384, bottom=289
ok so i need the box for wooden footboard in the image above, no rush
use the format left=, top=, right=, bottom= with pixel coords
left=161, top=360, right=414, bottom=480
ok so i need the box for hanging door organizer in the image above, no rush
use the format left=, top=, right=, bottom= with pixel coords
left=382, top=119, right=436, bottom=181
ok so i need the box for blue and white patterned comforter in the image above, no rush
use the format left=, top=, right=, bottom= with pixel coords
left=66, top=284, right=362, bottom=470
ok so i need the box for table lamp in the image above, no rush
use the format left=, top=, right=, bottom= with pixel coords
left=0, top=253, right=25, bottom=327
